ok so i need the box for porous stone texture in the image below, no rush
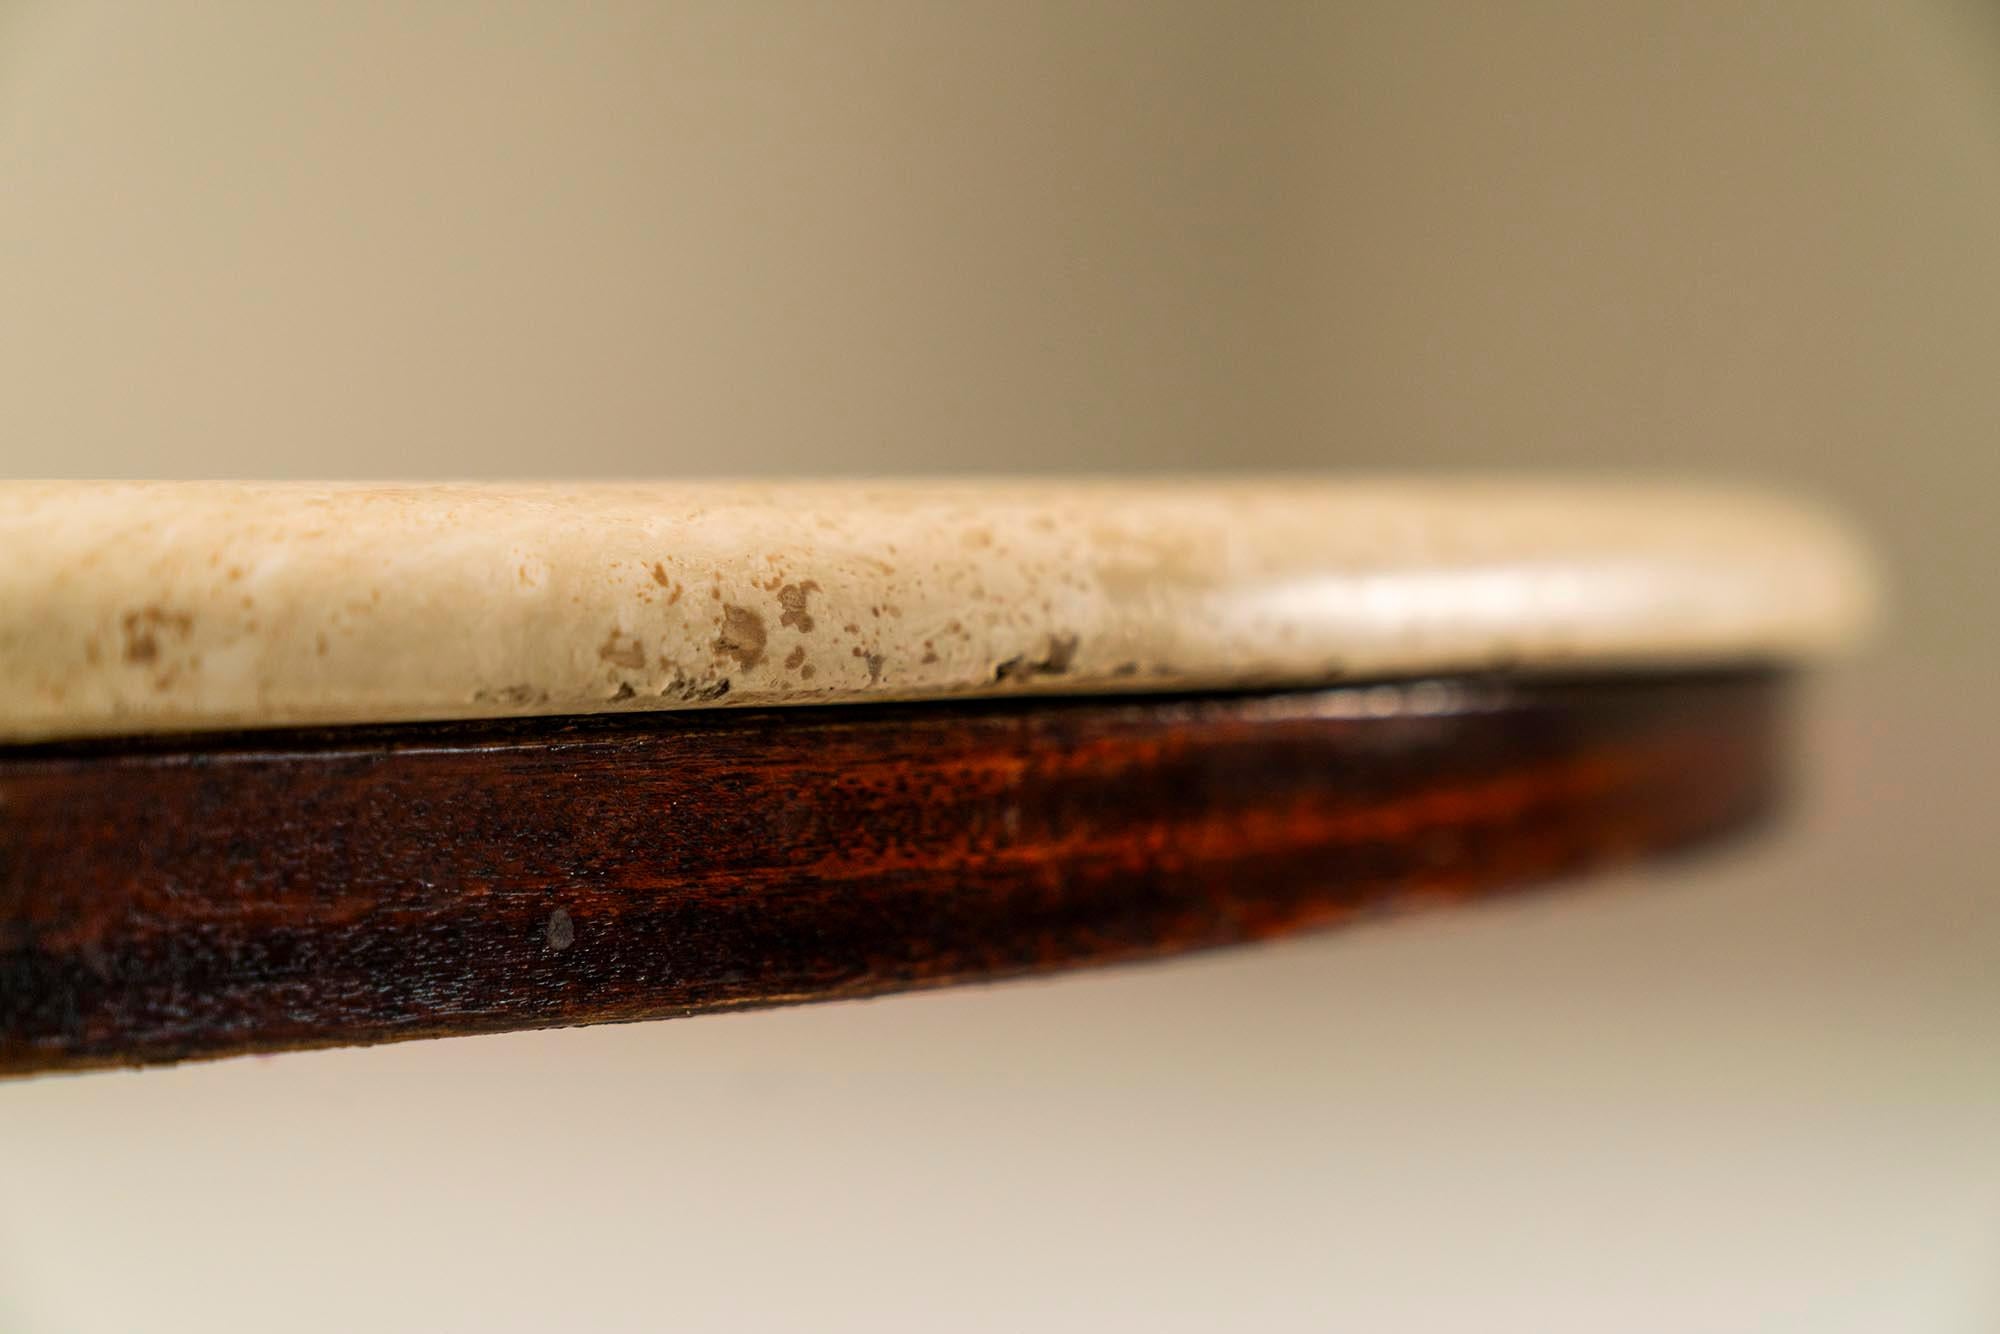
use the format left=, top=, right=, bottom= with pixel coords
left=0, top=479, right=1875, bottom=740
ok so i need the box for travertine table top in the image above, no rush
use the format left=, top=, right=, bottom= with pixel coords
left=0, top=480, right=1875, bottom=740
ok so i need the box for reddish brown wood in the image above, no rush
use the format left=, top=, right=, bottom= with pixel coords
left=0, top=671, right=1786, bottom=1074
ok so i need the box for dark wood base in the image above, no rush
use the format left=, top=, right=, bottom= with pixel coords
left=0, top=671, right=1786, bottom=1075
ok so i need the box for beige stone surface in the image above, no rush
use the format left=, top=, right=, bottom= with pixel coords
left=0, top=479, right=1874, bottom=740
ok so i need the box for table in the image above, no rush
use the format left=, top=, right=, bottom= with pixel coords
left=0, top=481, right=1873, bottom=1073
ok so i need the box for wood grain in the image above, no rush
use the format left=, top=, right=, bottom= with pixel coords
left=0, top=671, right=1786, bottom=1074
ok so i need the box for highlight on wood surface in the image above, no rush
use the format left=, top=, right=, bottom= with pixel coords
left=0, top=671, right=1786, bottom=1075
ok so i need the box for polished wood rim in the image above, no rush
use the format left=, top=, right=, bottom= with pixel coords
left=0, top=671, right=1786, bottom=1074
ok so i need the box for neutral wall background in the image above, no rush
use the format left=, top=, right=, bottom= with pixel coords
left=0, top=3, right=1995, bottom=1331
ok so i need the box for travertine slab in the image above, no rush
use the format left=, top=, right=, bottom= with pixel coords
left=0, top=480, right=1875, bottom=740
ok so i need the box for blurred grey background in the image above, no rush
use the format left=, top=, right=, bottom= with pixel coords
left=0, top=3, right=1994, bottom=1331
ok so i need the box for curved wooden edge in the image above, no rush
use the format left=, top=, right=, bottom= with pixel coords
left=0, top=671, right=1789, bottom=1075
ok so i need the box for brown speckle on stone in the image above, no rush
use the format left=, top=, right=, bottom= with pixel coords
left=120, top=607, right=193, bottom=665
left=784, top=645, right=807, bottom=671
left=713, top=604, right=767, bottom=669
left=777, top=580, right=821, bottom=633
left=473, top=684, right=545, bottom=706
left=597, top=627, right=646, bottom=670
